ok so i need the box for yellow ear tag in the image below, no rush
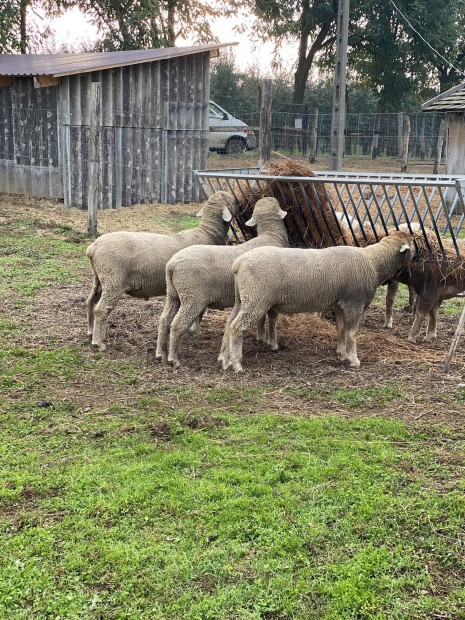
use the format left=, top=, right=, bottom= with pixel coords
left=400, top=243, right=410, bottom=253
left=222, top=208, right=232, bottom=222
left=196, top=208, right=204, bottom=217
left=278, top=209, right=287, bottom=219
left=246, top=216, right=257, bottom=226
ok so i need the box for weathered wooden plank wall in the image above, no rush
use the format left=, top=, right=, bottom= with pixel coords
left=61, top=52, right=209, bottom=208
left=1, top=51, right=210, bottom=208
left=0, top=79, right=62, bottom=198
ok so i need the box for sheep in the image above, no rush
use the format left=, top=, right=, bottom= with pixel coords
left=155, top=197, right=289, bottom=368
left=85, top=191, right=238, bottom=351
left=221, top=230, right=415, bottom=372
left=399, top=254, right=465, bottom=343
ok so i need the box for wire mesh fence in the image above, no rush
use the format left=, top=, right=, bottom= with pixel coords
left=0, top=104, right=451, bottom=208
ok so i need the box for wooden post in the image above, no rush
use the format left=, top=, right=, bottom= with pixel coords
left=397, top=112, right=404, bottom=160
left=371, top=113, right=381, bottom=159
left=433, top=118, right=446, bottom=174
left=330, top=0, right=350, bottom=170
left=259, top=79, right=273, bottom=167
left=419, top=116, right=426, bottom=160
left=309, top=107, right=319, bottom=163
left=400, top=115, right=410, bottom=172
left=443, top=299, right=465, bottom=373
left=88, top=82, right=101, bottom=236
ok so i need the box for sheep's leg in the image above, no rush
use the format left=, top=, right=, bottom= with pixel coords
left=341, top=306, right=363, bottom=367
left=218, top=302, right=241, bottom=369
left=168, top=301, right=205, bottom=369
left=91, top=288, right=123, bottom=351
left=334, top=309, right=347, bottom=361
left=408, top=296, right=433, bottom=343
left=384, top=280, right=399, bottom=329
left=407, top=286, right=417, bottom=314
left=424, top=301, right=441, bottom=342
left=85, top=274, right=102, bottom=337
left=156, top=295, right=180, bottom=364
left=266, top=308, right=279, bottom=350
left=190, top=309, right=205, bottom=335
left=228, top=308, right=263, bottom=373
left=256, top=315, right=267, bottom=343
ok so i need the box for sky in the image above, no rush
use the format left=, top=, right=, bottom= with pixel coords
left=47, top=7, right=295, bottom=75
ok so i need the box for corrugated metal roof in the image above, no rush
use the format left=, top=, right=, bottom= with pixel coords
left=422, top=81, right=465, bottom=112
left=0, top=43, right=237, bottom=78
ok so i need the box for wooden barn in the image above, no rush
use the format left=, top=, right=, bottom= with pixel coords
left=422, top=83, right=465, bottom=177
left=0, top=44, right=233, bottom=208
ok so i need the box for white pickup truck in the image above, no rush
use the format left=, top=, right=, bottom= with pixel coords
left=208, top=100, right=257, bottom=155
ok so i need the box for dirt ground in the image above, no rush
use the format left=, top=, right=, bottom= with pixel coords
left=2, top=155, right=465, bottom=430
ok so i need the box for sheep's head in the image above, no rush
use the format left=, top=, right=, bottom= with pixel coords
left=245, top=197, right=287, bottom=226
left=389, top=230, right=416, bottom=264
left=197, top=191, right=238, bottom=222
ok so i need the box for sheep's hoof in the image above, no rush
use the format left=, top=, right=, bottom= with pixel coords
left=423, top=335, right=436, bottom=343
left=407, top=335, right=418, bottom=344
left=349, top=360, right=361, bottom=368
left=384, top=321, right=393, bottom=329
left=168, top=358, right=180, bottom=369
left=269, top=342, right=279, bottom=351
left=156, top=353, right=167, bottom=364
left=232, top=362, right=244, bottom=373
left=92, top=341, right=106, bottom=351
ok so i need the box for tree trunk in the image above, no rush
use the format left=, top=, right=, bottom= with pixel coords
left=292, top=22, right=332, bottom=104
left=20, top=0, right=28, bottom=53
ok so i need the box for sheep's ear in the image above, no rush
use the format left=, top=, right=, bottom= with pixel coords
left=278, top=208, right=287, bottom=219
left=196, top=207, right=204, bottom=217
left=246, top=215, right=257, bottom=226
left=400, top=242, right=410, bottom=253
left=222, top=207, right=233, bottom=222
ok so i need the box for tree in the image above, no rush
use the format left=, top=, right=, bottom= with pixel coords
left=349, top=0, right=465, bottom=110
left=0, top=0, right=70, bottom=53
left=76, top=0, right=221, bottom=50
left=231, top=0, right=340, bottom=104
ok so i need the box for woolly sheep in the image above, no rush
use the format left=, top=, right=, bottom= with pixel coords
left=156, top=197, right=289, bottom=368
left=85, top=191, right=238, bottom=351
left=222, top=230, right=415, bottom=372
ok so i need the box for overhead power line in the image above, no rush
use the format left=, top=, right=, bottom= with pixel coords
left=389, top=0, right=465, bottom=78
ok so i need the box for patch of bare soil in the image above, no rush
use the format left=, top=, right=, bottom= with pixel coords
left=9, top=273, right=465, bottom=430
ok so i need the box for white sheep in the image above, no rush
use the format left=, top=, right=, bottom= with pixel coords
left=156, top=197, right=289, bottom=368
left=85, top=191, right=237, bottom=351
left=222, top=230, right=415, bottom=372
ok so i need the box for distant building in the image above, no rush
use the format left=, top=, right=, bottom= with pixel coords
left=422, top=83, right=465, bottom=178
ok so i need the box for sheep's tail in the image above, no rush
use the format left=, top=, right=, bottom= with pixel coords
left=85, top=242, right=95, bottom=259
left=165, top=263, right=179, bottom=304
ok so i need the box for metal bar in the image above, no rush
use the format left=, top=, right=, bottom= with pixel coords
left=332, top=181, right=359, bottom=245
left=420, top=185, right=449, bottom=259
left=355, top=182, right=380, bottom=242
left=343, top=182, right=369, bottom=246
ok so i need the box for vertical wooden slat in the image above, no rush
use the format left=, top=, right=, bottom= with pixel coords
left=88, top=82, right=101, bottom=235
left=114, top=67, right=123, bottom=208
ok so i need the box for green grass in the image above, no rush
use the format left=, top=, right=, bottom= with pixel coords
left=1, top=212, right=465, bottom=619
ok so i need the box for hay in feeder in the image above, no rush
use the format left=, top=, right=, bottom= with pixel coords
left=231, top=158, right=356, bottom=248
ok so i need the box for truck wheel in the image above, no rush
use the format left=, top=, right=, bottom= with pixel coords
left=225, top=138, right=246, bottom=155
